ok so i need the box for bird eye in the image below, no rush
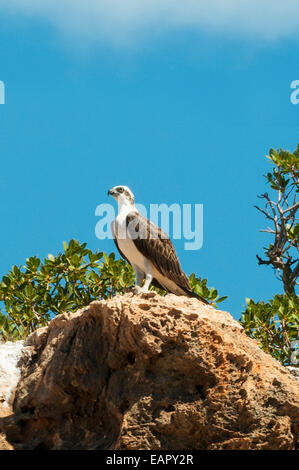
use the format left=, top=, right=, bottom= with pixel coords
left=118, top=187, right=124, bottom=193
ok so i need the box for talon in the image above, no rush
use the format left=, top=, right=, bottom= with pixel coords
left=132, top=286, right=145, bottom=294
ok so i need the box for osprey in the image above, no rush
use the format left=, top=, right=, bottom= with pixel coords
left=108, top=185, right=209, bottom=304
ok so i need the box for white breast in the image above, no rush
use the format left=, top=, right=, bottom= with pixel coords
left=113, top=209, right=149, bottom=273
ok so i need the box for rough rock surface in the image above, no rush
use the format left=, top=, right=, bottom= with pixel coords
left=0, top=292, right=299, bottom=450
left=0, top=341, right=25, bottom=410
left=0, top=341, right=26, bottom=449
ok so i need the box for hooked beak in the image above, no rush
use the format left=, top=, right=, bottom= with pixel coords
left=108, top=188, right=116, bottom=196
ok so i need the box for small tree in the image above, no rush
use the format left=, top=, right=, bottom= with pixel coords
left=240, top=146, right=299, bottom=366
left=255, top=146, right=298, bottom=293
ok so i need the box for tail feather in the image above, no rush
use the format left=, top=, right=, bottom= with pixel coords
left=180, top=286, right=210, bottom=305
left=151, top=278, right=210, bottom=305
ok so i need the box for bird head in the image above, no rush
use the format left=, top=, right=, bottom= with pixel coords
left=108, top=185, right=135, bottom=206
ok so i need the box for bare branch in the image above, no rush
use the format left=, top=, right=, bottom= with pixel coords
left=254, top=205, right=274, bottom=222
left=260, top=228, right=276, bottom=234
left=256, top=155, right=298, bottom=294
left=282, top=201, right=299, bottom=215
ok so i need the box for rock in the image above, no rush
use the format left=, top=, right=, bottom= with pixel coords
left=0, top=341, right=26, bottom=450
left=0, top=292, right=298, bottom=450
left=287, top=367, right=299, bottom=381
left=0, top=341, right=25, bottom=410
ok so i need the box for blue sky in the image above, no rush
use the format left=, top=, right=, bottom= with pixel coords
left=0, top=2, right=299, bottom=319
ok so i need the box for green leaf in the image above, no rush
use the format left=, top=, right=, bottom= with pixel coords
left=217, top=296, right=228, bottom=303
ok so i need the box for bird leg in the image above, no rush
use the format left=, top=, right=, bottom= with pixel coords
left=142, top=273, right=153, bottom=291
left=135, top=270, right=145, bottom=287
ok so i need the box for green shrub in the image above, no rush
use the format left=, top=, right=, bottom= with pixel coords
left=0, top=240, right=134, bottom=340
left=0, top=239, right=226, bottom=341
left=189, top=273, right=228, bottom=305
left=240, top=294, right=299, bottom=366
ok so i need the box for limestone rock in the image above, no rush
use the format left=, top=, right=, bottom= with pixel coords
left=0, top=341, right=25, bottom=410
left=0, top=341, right=26, bottom=449
left=0, top=292, right=298, bottom=450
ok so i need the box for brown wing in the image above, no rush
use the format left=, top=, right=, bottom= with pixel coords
left=126, top=212, right=191, bottom=292
left=111, top=219, right=166, bottom=291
